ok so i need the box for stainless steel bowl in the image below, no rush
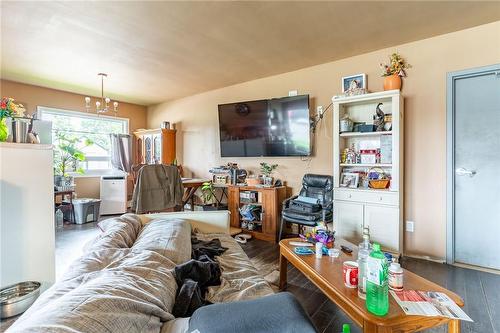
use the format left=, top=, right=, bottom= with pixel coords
left=0, top=281, right=41, bottom=319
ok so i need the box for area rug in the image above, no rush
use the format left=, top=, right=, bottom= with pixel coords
left=250, top=254, right=280, bottom=291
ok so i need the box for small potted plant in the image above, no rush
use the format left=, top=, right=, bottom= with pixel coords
left=0, top=97, right=26, bottom=142
left=260, top=162, right=278, bottom=186
left=53, top=132, right=92, bottom=188
left=200, top=181, right=218, bottom=211
left=380, top=53, right=411, bottom=91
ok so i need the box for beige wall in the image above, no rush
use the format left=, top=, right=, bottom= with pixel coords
left=148, top=21, right=500, bottom=259
left=0, top=80, right=148, bottom=198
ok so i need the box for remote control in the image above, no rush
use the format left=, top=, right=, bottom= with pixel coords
left=290, top=241, right=313, bottom=247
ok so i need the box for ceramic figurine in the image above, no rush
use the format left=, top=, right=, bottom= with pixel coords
left=374, top=103, right=385, bottom=132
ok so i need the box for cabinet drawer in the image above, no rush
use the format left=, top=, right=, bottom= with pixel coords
left=334, top=189, right=398, bottom=206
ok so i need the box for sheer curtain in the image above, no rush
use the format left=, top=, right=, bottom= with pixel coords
left=109, top=133, right=132, bottom=172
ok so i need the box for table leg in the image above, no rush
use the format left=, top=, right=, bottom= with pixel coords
left=279, top=254, right=288, bottom=290
left=190, top=188, right=195, bottom=211
left=70, top=194, right=75, bottom=224
left=448, top=319, right=460, bottom=333
left=363, top=321, right=390, bottom=333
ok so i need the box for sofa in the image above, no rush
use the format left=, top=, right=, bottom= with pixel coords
left=8, top=211, right=276, bottom=332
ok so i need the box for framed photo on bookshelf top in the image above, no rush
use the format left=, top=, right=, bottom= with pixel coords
left=342, top=73, right=367, bottom=93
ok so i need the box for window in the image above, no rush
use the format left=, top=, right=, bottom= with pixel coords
left=38, top=107, right=129, bottom=172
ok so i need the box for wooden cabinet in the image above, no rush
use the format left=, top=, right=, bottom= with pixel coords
left=332, top=90, right=403, bottom=254
left=134, top=128, right=176, bottom=165
left=228, top=185, right=287, bottom=243
left=333, top=201, right=364, bottom=244
left=364, top=204, right=400, bottom=253
left=334, top=194, right=401, bottom=253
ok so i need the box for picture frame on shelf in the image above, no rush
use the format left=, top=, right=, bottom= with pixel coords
left=340, top=172, right=359, bottom=188
left=342, top=73, right=367, bottom=93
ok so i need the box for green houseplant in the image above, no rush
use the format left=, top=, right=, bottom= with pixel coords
left=200, top=181, right=227, bottom=211
left=260, top=162, right=278, bottom=186
left=53, top=132, right=93, bottom=187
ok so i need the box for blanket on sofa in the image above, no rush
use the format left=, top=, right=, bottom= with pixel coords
left=8, top=214, right=274, bottom=333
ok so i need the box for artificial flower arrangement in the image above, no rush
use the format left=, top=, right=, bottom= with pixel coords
left=0, top=97, right=26, bottom=142
left=379, top=53, right=411, bottom=91
left=300, top=226, right=336, bottom=249
left=380, top=53, right=412, bottom=77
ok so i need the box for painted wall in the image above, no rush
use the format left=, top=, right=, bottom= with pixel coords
left=148, top=21, right=500, bottom=259
left=0, top=80, right=148, bottom=198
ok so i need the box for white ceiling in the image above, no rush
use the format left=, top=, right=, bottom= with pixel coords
left=1, top=1, right=499, bottom=105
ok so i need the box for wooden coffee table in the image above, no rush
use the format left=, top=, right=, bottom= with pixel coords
left=279, top=238, right=464, bottom=333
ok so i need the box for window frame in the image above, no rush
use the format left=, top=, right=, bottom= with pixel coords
left=37, top=106, right=130, bottom=175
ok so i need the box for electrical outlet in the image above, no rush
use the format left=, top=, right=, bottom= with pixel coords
left=406, top=220, right=414, bottom=232
left=317, top=106, right=323, bottom=115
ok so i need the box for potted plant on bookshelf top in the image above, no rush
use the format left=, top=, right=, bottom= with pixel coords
left=380, top=53, right=411, bottom=91
left=260, top=162, right=278, bottom=186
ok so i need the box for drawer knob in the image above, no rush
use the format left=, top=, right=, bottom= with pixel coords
left=348, top=194, right=352, bottom=198
left=379, top=197, right=383, bottom=201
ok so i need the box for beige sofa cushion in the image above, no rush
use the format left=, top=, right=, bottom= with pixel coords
left=132, top=218, right=192, bottom=265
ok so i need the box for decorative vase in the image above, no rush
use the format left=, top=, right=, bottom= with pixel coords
left=263, top=176, right=274, bottom=186
left=0, top=118, right=8, bottom=142
left=383, top=74, right=402, bottom=91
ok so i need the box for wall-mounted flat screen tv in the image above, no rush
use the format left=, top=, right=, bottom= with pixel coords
left=218, top=95, right=310, bottom=157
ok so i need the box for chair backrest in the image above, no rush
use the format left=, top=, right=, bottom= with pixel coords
left=298, top=174, right=333, bottom=206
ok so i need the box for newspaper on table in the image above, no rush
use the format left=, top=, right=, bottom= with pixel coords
left=390, top=290, right=473, bottom=322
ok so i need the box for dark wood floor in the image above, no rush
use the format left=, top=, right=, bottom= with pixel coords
left=240, top=239, right=500, bottom=333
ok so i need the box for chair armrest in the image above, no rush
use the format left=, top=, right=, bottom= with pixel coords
left=282, top=195, right=298, bottom=209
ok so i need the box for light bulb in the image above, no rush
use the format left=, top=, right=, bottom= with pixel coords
left=105, top=97, right=110, bottom=104
left=85, top=97, right=91, bottom=103
left=96, top=101, right=101, bottom=108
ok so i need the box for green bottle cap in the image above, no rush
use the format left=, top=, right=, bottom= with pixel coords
left=373, top=243, right=381, bottom=251
left=343, top=324, right=351, bottom=333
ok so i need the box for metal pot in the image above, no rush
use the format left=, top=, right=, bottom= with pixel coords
left=11, top=118, right=30, bottom=143
left=0, top=281, right=41, bottom=318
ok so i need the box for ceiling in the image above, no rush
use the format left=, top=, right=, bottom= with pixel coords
left=1, top=1, right=499, bottom=105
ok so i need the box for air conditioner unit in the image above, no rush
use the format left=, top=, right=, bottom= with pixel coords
left=100, top=175, right=127, bottom=215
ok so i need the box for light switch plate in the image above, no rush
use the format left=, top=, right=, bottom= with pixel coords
left=406, top=220, right=414, bottom=232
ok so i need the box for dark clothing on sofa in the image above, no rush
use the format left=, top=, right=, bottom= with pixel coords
left=191, top=236, right=228, bottom=260
left=172, top=237, right=227, bottom=317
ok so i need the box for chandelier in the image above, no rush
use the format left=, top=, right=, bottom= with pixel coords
left=85, top=73, right=118, bottom=116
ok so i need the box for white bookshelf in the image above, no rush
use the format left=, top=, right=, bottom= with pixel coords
left=332, top=90, right=404, bottom=254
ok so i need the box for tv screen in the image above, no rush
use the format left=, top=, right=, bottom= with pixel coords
left=218, top=95, right=310, bottom=157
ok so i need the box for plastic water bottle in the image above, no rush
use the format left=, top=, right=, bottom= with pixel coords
left=357, top=227, right=372, bottom=299
left=55, top=209, right=64, bottom=229
left=366, top=243, right=389, bottom=316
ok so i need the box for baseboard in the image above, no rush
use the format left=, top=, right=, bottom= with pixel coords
left=452, top=262, right=500, bottom=275
left=403, top=253, right=446, bottom=264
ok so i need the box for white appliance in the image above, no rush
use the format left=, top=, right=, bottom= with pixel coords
left=100, top=175, right=127, bottom=215
left=0, top=143, right=55, bottom=291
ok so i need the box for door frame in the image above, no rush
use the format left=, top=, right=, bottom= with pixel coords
left=446, top=64, right=500, bottom=265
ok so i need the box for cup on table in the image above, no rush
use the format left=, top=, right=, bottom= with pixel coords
left=343, top=261, right=359, bottom=288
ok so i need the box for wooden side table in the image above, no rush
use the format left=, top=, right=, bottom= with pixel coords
left=228, top=185, right=287, bottom=242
